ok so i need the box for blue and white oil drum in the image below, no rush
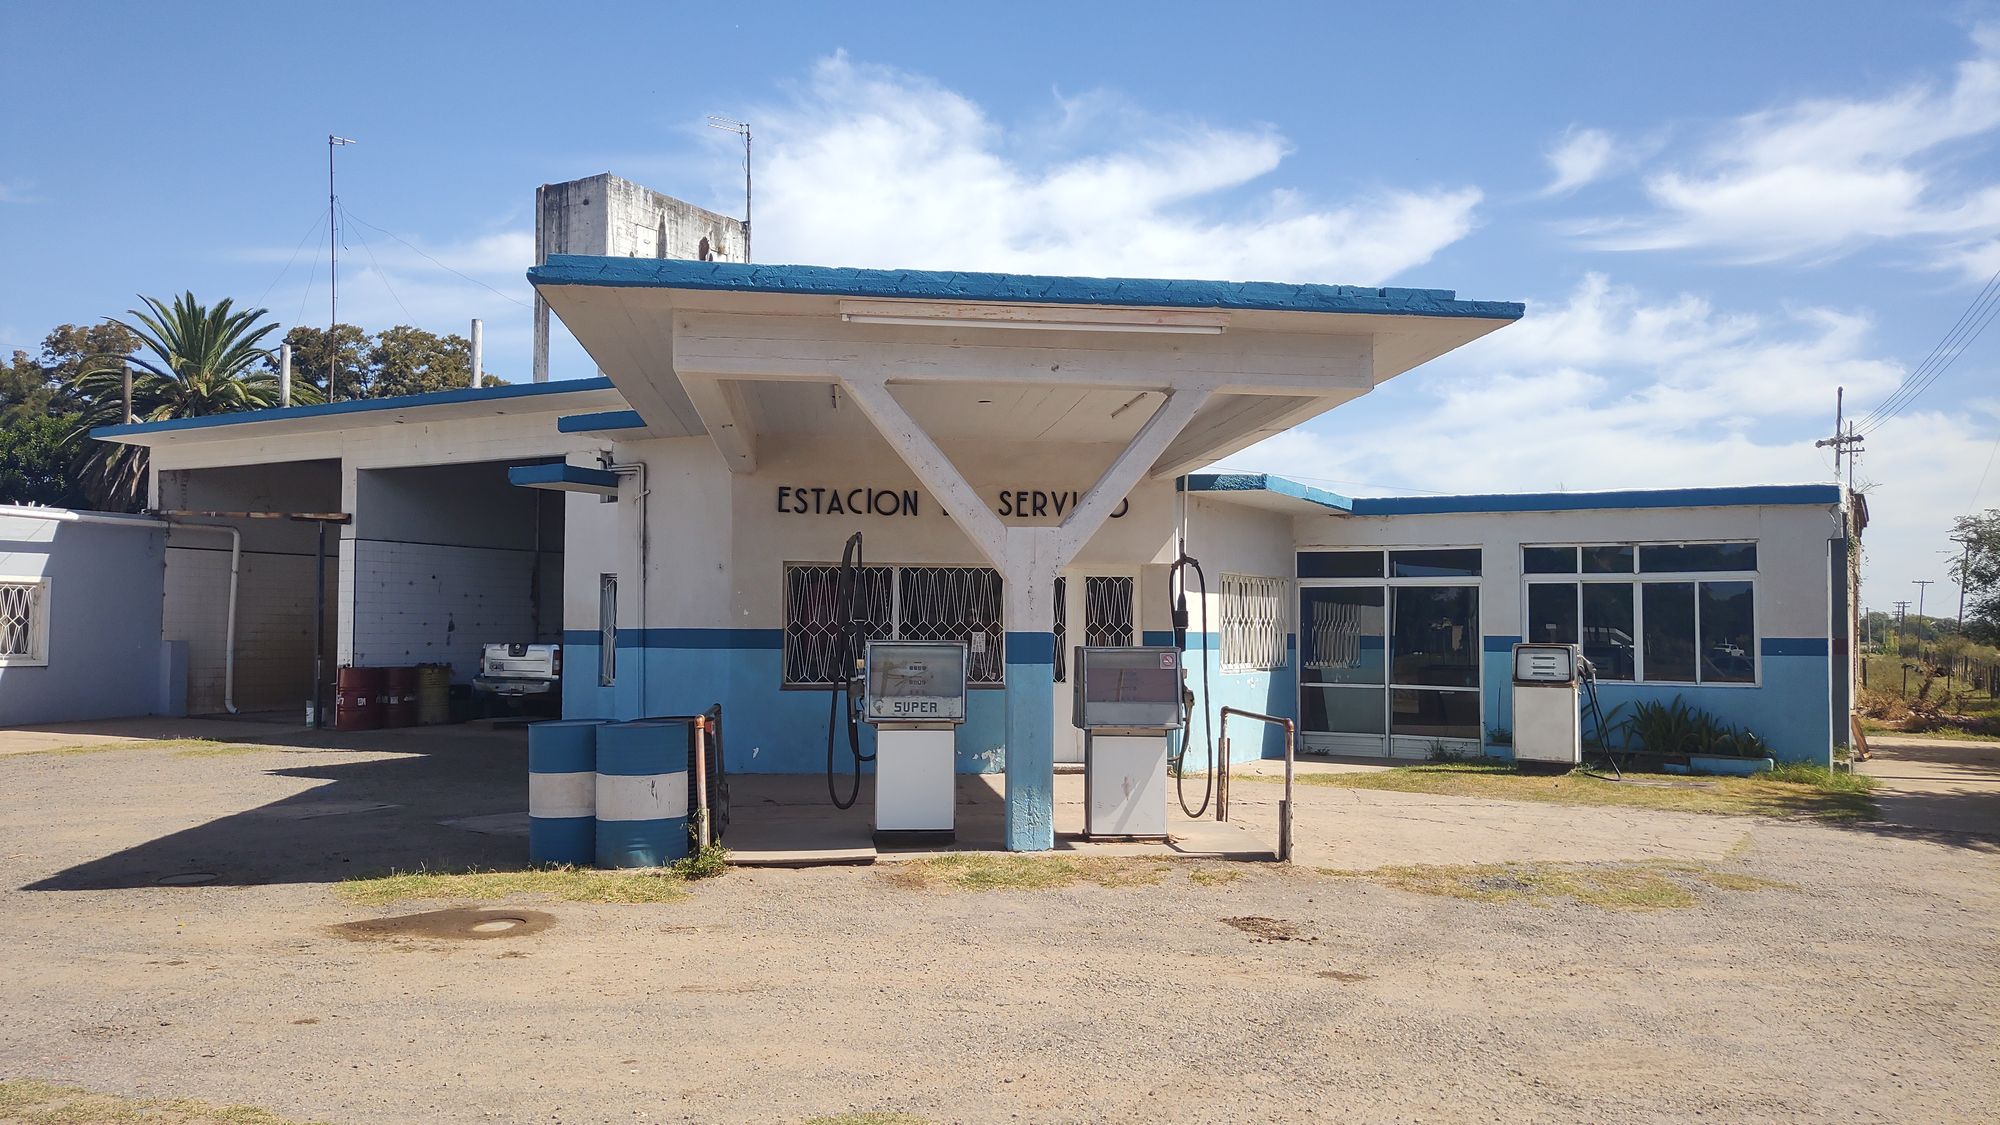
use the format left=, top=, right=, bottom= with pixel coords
left=594, top=719, right=690, bottom=869
left=527, top=719, right=603, bottom=865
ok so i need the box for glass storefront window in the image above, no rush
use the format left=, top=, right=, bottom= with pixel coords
left=1641, top=542, right=1757, bottom=573
left=1643, top=582, right=1698, bottom=683
left=1523, top=546, right=1578, bottom=574
left=1391, top=585, right=1479, bottom=688
left=1390, top=689, right=1481, bottom=740
left=1582, top=583, right=1635, bottom=681
left=1301, top=686, right=1387, bottom=735
left=1298, top=550, right=1383, bottom=579
left=1699, top=580, right=1756, bottom=683
left=1526, top=583, right=1578, bottom=645
left=1390, top=548, right=1482, bottom=578
left=1299, top=587, right=1385, bottom=685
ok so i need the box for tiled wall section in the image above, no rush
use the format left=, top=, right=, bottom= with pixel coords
left=166, top=546, right=336, bottom=714
left=345, top=539, right=560, bottom=681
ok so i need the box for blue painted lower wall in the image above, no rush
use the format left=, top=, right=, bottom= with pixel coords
left=1159, top=631, right=1298, bottom=766
left=1480, top=635, right=1834, bottom=767
left=563, top=630, right=1008, bottom=775
left=560, top=628, right=1303, bottom=775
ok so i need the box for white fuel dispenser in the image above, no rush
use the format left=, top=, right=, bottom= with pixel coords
left=863, top=641, right=968, bottom=844
left=1511, top=642, right=1582, bottom=766
left=1071, top=646, right=1185, bottom=840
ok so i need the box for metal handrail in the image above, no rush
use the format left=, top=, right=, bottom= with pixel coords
left=1217, top=706, right=1296, bottom=862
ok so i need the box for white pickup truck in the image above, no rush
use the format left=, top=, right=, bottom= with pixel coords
left=473, top=642, right=562, bottom=699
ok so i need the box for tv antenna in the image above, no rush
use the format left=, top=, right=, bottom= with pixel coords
left=328, top=134, right=357, bottom=399
left=706, top=116, right=752, bottom=261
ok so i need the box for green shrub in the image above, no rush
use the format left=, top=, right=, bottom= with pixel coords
left=1617, top=696, right=1770, bottom=759
left=671, top=843, right=729, bottom=881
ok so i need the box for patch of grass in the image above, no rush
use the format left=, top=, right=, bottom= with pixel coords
left=1863, top=719, right=2000, bottom=743
left=18, top=737, right=239, bottom=758
left=671, top=843, right=729, bottom=880
left=1187, top=866, right=1246, bottom=887
left=335, top=864, right=691, bottom=906
left=1262, top=761, right=1877, bottom=820
left=173, top=743, right=275, bottom=759
left=1324, top=860, right=1794, bottom=911
left=1763, top=761, right=1877, bottom=793
left=879, top=854, right=1169, bottom=892
left=0, top=1079, right=326, bottom=1124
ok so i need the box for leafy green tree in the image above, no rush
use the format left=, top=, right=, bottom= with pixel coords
left=0, top=411, right=84, bottom=506
left=274, top=323, right=368, bottom=401
left=70, top=293, right=313, bottom=510
left=1951, top=509, right=2000, bottom=645
left=366, top=324, right=474, bottom=398
left=2, top=323, right=139, bottom=422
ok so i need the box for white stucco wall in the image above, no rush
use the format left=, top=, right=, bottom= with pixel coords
left=0, top=512, right=171, bottom=724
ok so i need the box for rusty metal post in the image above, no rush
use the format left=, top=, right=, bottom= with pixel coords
left=691, top=716, right=711, bottom=850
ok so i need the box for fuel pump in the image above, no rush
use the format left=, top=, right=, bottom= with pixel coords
left=1071, top=645, right=1185, bottom=839
left=863, top=640, right=968, bottom=843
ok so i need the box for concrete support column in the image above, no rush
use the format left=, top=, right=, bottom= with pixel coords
left=1001, top=529, right=1062, bottom=852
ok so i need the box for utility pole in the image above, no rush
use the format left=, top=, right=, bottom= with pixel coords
left=1952, top=534, right=1975, bottom=626
left=1894, top=600, right=1910, bottom=655
left=1815, top=386, right=1865, bottom=493
left=328, top=134, right=356, bottom=400
left=706, top=117, right=752, bottom=261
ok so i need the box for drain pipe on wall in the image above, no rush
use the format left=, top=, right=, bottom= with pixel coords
left=603, top=457, right=649, bottom=715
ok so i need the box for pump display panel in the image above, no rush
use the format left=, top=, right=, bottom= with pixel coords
left=1513, top=643, right=1579, bottom=684
left=864, top=641, right=969, bottom=724
left=1072, top=646, right=1185, bottom=731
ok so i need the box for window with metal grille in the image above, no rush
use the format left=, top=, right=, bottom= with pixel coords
left=0, top=578, right=50, bottom=667
left=783, top=563, right=1000, bottom=686
left=1220, top=574, right=1288, bottom=672
left=598, top=574, right=618, bottom=686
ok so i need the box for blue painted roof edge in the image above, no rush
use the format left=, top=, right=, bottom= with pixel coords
left=1346, top=483, right=1844, bottom=515
left=556, top=409, right=646, bottom=433
left=91, top=377, right=617, bottom=439
left=1182, top=473, right=1355, bottom=512
left=1186, top=476, right=1842, bottom=515
left=507, top=463, right=619, bottom=489
left=528, top=256, right=1525, bottom=322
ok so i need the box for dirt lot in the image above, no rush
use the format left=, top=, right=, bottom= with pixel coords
left=0, top=721, right=1995, bottom=1123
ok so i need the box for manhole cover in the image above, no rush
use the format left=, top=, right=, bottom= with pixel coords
left=331, top=907, right=554, bottom=942
left=156, top=872, right=218, bottom=886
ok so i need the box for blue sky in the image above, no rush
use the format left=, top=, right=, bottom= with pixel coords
left=3, top=1, right=1997, bottom=612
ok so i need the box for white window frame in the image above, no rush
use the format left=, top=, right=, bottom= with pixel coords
left=0, top=576, right=51, bottom=668
left=1220, top=573, right=1289, bottom=672
left=1520, top=541, right=1761, bottom=688
left=782, top=562, right=1005, bottom=688
left=1296, top=546, right=1484, bottom=752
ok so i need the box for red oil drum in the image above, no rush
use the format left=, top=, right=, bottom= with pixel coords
left=382, top=666, right=418, bottom=728
left=335, top=665, right=383, bottom=731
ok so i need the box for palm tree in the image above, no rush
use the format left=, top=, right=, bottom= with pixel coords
left=70, top=293, right=319, bottom=510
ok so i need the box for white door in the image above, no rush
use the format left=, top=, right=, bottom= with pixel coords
left=1053, top=569, right=1139, bottom=764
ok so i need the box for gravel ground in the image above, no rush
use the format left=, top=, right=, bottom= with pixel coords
left=0, top=730, right=1995, bottom=1123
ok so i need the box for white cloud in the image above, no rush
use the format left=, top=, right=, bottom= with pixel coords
left=747, top=54, right=1482, bottom=283
left=1227, top=273, right=1989, bottom=598
left=0, top=180, right=33, bottom=204
left=1576, top=25, right=2000, bottom=265
left=1540, top=127, right=1617, bottom=196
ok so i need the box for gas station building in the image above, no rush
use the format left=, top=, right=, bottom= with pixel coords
left=92, top=257, right=1859, bottom=852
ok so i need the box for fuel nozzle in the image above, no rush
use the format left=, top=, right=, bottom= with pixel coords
left=1172, top=591, right=1190, bottom=650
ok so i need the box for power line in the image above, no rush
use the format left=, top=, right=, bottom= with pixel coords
left=1855, top=262, right=2000, bottom=435
left=255, top=210, right=328, bottom=309
left=336, top=207, right=530, bottom=310
left=339, top=203, right=413, bottom=324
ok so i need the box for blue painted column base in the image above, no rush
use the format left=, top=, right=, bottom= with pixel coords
left=1004, top=631, right=1056, bottom=851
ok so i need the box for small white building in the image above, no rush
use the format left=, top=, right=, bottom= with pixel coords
left=85, top=258, right=1859, bottom=851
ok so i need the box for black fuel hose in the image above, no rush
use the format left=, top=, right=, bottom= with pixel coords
left=1168, top=551, right=1216, bottom=818
left=826, top=532, right=873, bottom=809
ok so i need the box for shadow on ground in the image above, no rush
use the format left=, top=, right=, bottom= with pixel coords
left=22, top=722, right=532, bottom=892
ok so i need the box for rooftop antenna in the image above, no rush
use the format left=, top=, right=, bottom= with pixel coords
left=706, top=116, right=752, bottom=261
left=328, top=134, right=356, bottom=399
